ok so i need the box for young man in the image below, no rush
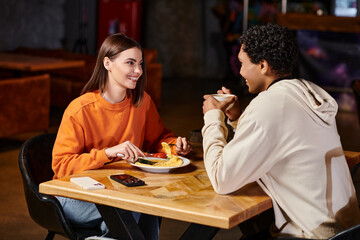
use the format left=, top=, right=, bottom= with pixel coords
left=202, top=24, right=360, bottom=239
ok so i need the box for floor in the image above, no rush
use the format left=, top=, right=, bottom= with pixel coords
left=0, top=77, right=359, bottom=240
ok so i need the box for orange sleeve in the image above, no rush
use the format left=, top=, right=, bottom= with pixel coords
left=52, top=110, right=111, bottom=179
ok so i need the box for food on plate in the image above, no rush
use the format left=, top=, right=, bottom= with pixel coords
left=161, top=142, right=173, bottom=158
left=137, top=158, right=154, bottom=165
left=135, top=142, right=183, bottom=167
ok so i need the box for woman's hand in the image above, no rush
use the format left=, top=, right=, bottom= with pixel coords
left=105, top=141, right=145, bottom=163
left=175, top=136, right=192, bottom=156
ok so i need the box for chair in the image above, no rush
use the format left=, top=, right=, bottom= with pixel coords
left=0, top=74, right=50, bottom=138
left=351, top=80, right=360, bottom=126
left=18, top=133, right=102, bottom=240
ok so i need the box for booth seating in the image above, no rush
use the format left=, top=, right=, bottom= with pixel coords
left=11, top=47, right=163, bottom=109
left=0, top=74, right=50, bottom=138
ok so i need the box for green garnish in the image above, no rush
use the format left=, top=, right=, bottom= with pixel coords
left=137, top=158, right=154, bottom=165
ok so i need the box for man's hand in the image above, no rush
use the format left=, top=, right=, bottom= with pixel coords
left=203, top=86, right=242, bottom=121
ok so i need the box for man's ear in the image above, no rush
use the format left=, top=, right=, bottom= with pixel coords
left=103, top=57, right=111, bottom=71
left=259, top=60, right=269, bottom=74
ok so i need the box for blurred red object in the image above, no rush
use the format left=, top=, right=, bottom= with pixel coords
left=97, top=0, right=142, bottom=48
left=152, top=153, right=167, bottom=158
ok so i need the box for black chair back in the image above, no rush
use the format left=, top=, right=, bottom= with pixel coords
left=19, top=133, right=101, bottom=240
left=20, top=133, right=55, bottom=187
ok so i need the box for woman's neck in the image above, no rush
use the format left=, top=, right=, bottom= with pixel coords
left=101, top=88, right=127, bottom=104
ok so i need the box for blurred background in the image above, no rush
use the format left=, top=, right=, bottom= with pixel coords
left=1, top=0, right=360, bottom=239
left=1, top=0, right=360, bottom=109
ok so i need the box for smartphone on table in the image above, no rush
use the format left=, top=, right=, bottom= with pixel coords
left=110, top=174, right=145, bottom=187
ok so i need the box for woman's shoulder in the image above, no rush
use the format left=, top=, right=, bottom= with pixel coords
left=66, top=92, right=98, bottom=114
left=142, top=91, right=151, bottom=101
left=138, top=91, right=153, bottom=107
left=132, top=92, right=159, bottom=113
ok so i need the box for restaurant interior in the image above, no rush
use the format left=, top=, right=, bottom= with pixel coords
left=1, top=0, right=360, bottom=239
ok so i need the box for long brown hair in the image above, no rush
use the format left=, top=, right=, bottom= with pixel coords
left=81, top=33, right=146, bottom=107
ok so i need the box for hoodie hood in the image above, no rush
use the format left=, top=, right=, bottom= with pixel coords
left=270, top=79, right=338, bottom=127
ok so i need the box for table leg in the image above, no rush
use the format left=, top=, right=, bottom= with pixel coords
left=96, top=204, right=145, bottom=240
left=179, top=223, right=219, bottom=240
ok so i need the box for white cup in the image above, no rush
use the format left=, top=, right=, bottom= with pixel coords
left=211, top=94, right=236, bottom=110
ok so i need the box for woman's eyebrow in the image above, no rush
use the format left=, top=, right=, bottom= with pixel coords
left=125, top=58, right=143, bottom=63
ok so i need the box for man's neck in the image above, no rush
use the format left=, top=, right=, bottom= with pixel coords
left=266, top=75, right=294, bottom=90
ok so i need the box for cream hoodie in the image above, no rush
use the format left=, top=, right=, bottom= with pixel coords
left=202, top=79, right=360, bottom=239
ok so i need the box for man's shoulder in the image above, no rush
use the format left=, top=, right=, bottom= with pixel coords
left=250, top=89, right=289, bottom=109
left=254, top=79, right=306, bottom=106
left=243, top=87, right=297, bottom=124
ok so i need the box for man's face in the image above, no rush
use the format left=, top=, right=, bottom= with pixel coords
left=238, top=45, right=267, bottom=93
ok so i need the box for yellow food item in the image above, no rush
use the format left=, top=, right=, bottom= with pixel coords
left=161, top=142, right=173, bottom=158
left=154, top=155, right=182, bottom=167
left=135, top=142, right=183, bottom=167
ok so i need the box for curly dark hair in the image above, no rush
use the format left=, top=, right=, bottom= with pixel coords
left=238, top=24, right=298, bottom=76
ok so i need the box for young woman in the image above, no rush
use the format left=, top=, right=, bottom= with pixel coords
left=52, top=33, right=191, bottom=238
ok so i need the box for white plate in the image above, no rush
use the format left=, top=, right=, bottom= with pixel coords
left=129, top=156, right=190, bottom=173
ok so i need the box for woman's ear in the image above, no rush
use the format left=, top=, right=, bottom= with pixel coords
left=259, top=60, right=269, bottom=75
left=103, top=57, right=111, bottom=71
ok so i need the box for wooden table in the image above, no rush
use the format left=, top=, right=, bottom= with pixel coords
left=0, top=52, right=84, bottom=72
left=39, top=149, right=272, bottom=239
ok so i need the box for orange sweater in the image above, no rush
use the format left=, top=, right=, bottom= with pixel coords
left=52, top=91, right=176, bottom=179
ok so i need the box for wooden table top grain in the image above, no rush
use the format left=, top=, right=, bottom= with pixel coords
left=39, top=144, right=360, bottom=230
left=40, top=158, right=272, bottom=229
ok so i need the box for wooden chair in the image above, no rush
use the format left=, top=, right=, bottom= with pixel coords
left=0, top=74, right=50, bottom=138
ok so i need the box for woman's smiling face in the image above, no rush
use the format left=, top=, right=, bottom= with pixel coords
left=106, top=47, right=143, bottom=91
